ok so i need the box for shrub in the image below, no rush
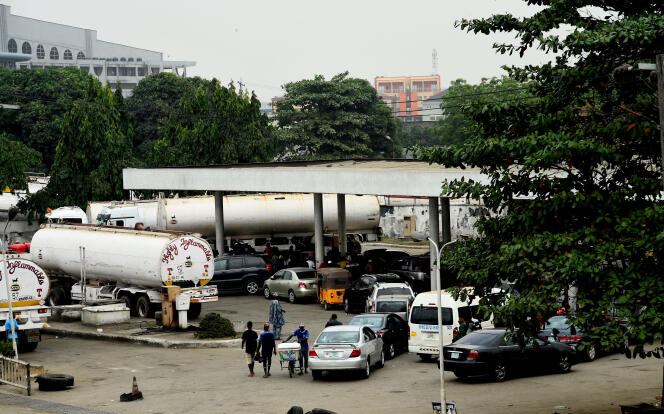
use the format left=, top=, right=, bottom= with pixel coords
left=198, top=313, right=236, bottom=339
left=0, top=341, right=15, bottom=358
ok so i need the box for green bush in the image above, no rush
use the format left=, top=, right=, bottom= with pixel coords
left=0, top=341, right=15, bottom=358
left=198, top=313, right=236, bottom=339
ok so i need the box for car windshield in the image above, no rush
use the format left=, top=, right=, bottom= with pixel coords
left=317, top=331, right=360, bottom=344
left=455, top=332, right=503, bottom=346
left=296, top=271, right=316, bottom=280
left=349, top=317, right=384, bottom=329
left=377, top=287, right=411, bottom=296
left=546, top=316, right=572, bottom=330
left=376, top=301, right=407, bottom=313
left=410, top=306, right=453, bottom=325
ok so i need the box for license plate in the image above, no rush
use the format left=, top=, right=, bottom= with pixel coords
left=425, top=333, right=436, bottom=339
left=27, top=332, right=40, bottom=343
left=327, top=352, right=340, bottom=358
left=450, top=352, right=460, bottom=359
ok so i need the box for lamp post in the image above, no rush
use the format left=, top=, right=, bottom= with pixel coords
left=428, top=237, right=457, bottom=413
left=2, top=206, right=19, bottom=359
left=385, top=135, right=395, bottom=159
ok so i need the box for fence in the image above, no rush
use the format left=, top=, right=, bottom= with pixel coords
left=0, top=356, right=31, bottom=395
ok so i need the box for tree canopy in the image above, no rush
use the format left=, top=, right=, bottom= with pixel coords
left=275, top=72, right=398, bottom=159
left=0, top=133, right=41, bottom=191
left=418, top=1, right=664, bottom=355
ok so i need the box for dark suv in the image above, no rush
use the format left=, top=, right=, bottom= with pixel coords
left=343, top=273, right=403, bottom=314
left=386, top=255, right=431, bottom=292
left=212, top=255, right=272, bottom=295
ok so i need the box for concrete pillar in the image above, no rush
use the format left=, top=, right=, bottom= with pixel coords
left=429, top=197, right=440, bottom=291
left=440, top=197, right=451, bottom=244
left=337, top=194, right=347, bottom=256
left=214, top=191, right=225, bottom=256
left=314, top=193, right=324, bottom=269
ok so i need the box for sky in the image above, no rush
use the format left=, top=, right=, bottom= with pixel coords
left=4, top=0, right=553, bottom=102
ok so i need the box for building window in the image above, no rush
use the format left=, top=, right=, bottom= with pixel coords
left=79, top=66, right=89, bottom=73
left=112, top=57, right=118, bottom=61
left=64, top=49, right=73, bottom=60
left=7, top=39, right=17, bottom=53
left=36, top=44, right=45, bottom=59
left=50, top=47, right=59, bottom=60
left=31, top=65, right=43, bottom=69
left=137, top=67, right=145, bottom=76
left=136, top=57, right=142, bottom=62
left=151, top=67, right=160, bottom=74
left=127, top=57, right=134, bottom=62
left=107, top=67, right=117, bottom=76
left=21, top=42, right=31, bottom=55
left=77, top=51, right=85, bottom=59
left=93, top=66, right=103, bottom=76
left=119, top=67, right=136, bottom=76
left=120, top=57, right=126, bottom=62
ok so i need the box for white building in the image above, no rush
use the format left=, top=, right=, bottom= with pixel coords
left=0, top=4, right=194, bottom=95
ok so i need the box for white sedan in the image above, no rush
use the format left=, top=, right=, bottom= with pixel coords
left=308, top=325, right=384, bottom=380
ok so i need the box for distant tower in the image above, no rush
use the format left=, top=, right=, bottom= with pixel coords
left=431, top=48, right=438, bottom=75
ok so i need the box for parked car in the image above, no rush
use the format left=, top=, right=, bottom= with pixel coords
left=343, top=273, right=403, bottom=314
left=263, top=267, right=317, bottom=303
left=362, top=249, right=411, bottom=273
left=349, top=313, right=409, bottom=359
left=539, top=315, right=600, bottom=361
left=385, top=254, right=431, bottom=292
left=373, top=295, right=411, bottom=321
left=365, top=282, right=415, bottom=313
left=309, top=325, right=384, bottom=380
left=212, top=255, right=272, bottom=295
left=443, top=329, right=576, bottom=382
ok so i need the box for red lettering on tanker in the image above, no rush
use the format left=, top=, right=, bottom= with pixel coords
left=180, top=238, right=212, bottom=261
left=6, top=260, right=46, bottom=285
left=161, top=244, right=179, bottom=264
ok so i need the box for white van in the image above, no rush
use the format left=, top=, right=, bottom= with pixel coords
left=408, top=290, right=490, bottom=361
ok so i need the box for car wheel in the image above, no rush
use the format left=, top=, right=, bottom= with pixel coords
left=387, top=343, right=396, bottom=359
left=135, top=295, right=151, bottom=318
left=323, top=301, right=330, bottom=311
left=344, top=299, right=351, bottom=314
left=311, top=370, right=322, bottom=380
left=244, top=279, right=260, bottom=295
left=377, top=351, right=385, bottom=368
left=585, top=344, right=597, bottom=361
left=288, top=290, right=296, bottom=304
left=418, top=353, right=432, bottom=362
left=492, top=361, right=508, bottom=382
left=264, top=286, right=272, bottom=299
left=361, top=359, right=371, bottom=379
left=558, top=353, right=571, bottom=373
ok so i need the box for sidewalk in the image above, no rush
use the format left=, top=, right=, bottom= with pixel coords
left=43, top=320, right=240, bottom=349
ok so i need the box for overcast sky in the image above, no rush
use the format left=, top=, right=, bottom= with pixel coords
left=5, top=0, right=553, bottom=102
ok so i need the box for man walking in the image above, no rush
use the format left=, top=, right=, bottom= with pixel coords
left=268, top=299, right=286, bottom=339
left=285, top=323, right=310, bottom=375
left=241, top=321, right=258, bottom=377
left=325, top=314, right=342, bottom=327
left=255, top=323, right=277, bottom=378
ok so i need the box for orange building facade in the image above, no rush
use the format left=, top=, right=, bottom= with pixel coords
left=374, top=75, right=441, bottom=122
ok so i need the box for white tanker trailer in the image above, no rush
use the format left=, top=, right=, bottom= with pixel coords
left=1, top=257, right=51, bottom=352
left=30, top=224, right=217, bottom=318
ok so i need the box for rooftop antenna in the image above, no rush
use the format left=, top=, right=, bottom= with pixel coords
left=432, top=48, right=438, bottom=75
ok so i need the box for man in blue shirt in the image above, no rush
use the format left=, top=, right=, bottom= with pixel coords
left=286, top=323, right=309, bottom=375
left=4, top=315, right=19, bottom=347
left=255, top=323, right=277, bottom=378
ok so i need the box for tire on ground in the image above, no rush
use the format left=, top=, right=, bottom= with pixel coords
left=36, top=374, right=74, bottom=391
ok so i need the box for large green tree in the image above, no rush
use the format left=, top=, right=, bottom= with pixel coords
left=0, top=67, right=91, bottom=170
left=152, top=79, right=274, bottom=166
left=275, top=72, right=398, bottom=159
left=0, top=133, right=41, bottom=191
left=419, top=2, right=664, bottom=355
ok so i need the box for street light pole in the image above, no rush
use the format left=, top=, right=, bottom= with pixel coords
left=385, top=135, right=395, bottom=158
left=2, top=206, right=19, bottom=359
left=428, top=237, right=446, bottom=412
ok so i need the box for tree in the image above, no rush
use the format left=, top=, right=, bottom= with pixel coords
left=0, top=67, right=91, bottom=170
left=37, top=78, right=134, bottom=210
left=275, top=72, right=398, bottom=159
left=418, top=2, right=664, bottom=355
left=152, top=79, right=274, bottom=166
left=0, top=133, right=41, bottom=191
left=125, top=73, right=206, bottom=161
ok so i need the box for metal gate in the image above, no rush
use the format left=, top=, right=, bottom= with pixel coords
left=0, top=356, right=31, bottom=395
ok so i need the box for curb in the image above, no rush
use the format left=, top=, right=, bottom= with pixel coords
left=43, top=327, right=241, bottom=349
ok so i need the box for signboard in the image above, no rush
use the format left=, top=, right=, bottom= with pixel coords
left=0, top=258, right=50, bottom=307
left=160, top=236, right=213, bottom=287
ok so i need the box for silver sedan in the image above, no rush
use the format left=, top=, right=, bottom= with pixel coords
left=308, top=325, right=384, bottom=379
left=263, top=267, right=317, bottom=303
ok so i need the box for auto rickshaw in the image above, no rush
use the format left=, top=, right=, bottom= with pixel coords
left=316, top=267, right=353, bottom=310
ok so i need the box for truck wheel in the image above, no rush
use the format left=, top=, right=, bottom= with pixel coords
left=135, top=295, right=152, bottom=318
left=36, top=374, right=74, bottom=391
left=47, top=287, right=66, bottom=306
left=118, top=292, right=133, bottom=314
left=244, top=278, right=260, bottom=295
left=187, top=303, right=202, bottom=320
left=19, top=341, right=39, bottom=353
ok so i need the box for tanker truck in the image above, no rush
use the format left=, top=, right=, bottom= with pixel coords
left=0, top=257, right=51, bottom=352
left=30, top=224, right=217, bottom=319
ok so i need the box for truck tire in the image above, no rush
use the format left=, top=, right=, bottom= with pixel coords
left=187, top=303, right=202, bottom=320
left=19, top=341, right=39, bottom=353
left=118, top=292, right=133, bottom=314
left=36, top=374, right=74, bottom=391
left=135, top=295, right=152, bottom=318
left=47, top=286, right=66, bottom=306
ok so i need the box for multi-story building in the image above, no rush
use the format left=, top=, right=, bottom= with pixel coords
left=374, top=75, right=441, bottom=122
left=0, top=4, right=194, bottom=96
left=420, top=89, right=448, bottom=122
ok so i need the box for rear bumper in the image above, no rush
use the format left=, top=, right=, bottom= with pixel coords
left=309, top=357, right=367, bottom=371
left=443, top=360, right=489, bottom=376
left=409, top=345, right=440, bottom=355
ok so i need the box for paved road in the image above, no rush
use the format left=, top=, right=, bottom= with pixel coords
left=2, top=295, right=660, bottom=414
